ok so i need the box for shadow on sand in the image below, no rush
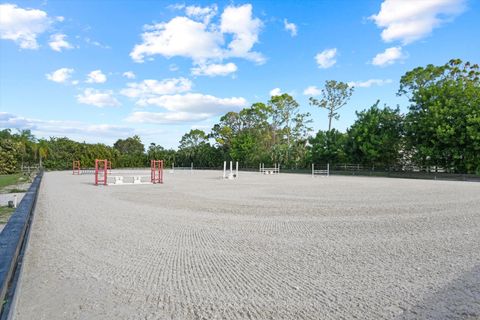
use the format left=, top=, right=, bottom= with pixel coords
left=397, top=264, right=480, bottom=319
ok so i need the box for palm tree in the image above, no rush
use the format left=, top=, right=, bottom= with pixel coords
left=37, top=139, right=49, bottom=168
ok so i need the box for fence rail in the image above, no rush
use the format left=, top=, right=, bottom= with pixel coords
left=0, top=170, right=43, bottom=318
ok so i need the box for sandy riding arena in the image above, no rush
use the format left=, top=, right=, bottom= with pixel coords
left=12, top=171, right=480, bottom=319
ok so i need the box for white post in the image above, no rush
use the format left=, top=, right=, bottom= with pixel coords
left=191, top=162, right=193, bottom=173
left=327, top=163, right=330, bottom=177
left=278, top=163, right=280, bottom=173
left=230, top=161, right=233, bottom=177
left=14, top=194, right=17, bottom=208
left=259, top=163, right=261, bottom=172
left=236, top=161, right=238, bottom=178
left=172, top=162, right=174, bottom=173
left=223, top=161, right=226, bottom=179
left=312, top=163, right=314, bottom=177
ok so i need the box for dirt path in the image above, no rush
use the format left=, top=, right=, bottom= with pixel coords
left=12, top=171, right=480, bottom=319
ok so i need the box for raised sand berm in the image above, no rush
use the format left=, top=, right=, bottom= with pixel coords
left=12, top=170, right=480, bottom=319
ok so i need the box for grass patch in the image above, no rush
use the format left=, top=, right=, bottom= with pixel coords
left=0, top=206, right=15, bottom=225
left=0, top=174, right=22, bottom=189
left=0, top=173, right=30, bottom=193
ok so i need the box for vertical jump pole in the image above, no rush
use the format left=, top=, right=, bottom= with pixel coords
left=95, top=159, right=98, bottom=185
left=160, top=160, right=164, bottom=183
left=103, top=159, right=107, bottom=185
left=150, top=160, right=154, bottom=182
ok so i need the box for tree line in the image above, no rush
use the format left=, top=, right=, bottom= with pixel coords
left=1, top=59, right=479, bottom=174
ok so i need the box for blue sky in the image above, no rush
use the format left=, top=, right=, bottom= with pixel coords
left=1, top=0, right=479, bottom=148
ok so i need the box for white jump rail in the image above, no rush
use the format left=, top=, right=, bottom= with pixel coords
left=312, top=163, right=330, bottom=177
left=223, top=161, right=239, bottom=179
left=259, top=163, right=280, bottom=175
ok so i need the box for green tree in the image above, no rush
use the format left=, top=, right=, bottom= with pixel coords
left=14, top=129, right=36, bottom=168
left=113, top=135, right=145, bottom=154
left=178, top=129, right=215, bottom=166
left=308, top=129, right=347, bottom=165
left=399, top=59, right=480, bottom=173
left=0, top=138, right=19, bottom=174
left=211, top=103, right=273, bottom=167
left=269, top=94, right=312, bottom=166
left=346, top=101, right=404, bottom=167
left=37, top=139, right=49, bottom=168
left=309, top=80, right=354, bottom=131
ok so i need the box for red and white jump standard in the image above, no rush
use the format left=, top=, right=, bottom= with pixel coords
left=72, top=160, right=81, bottom=175
left=95, top=159, right=108, bottom=185
left=150, top=160, right=164, bottom=184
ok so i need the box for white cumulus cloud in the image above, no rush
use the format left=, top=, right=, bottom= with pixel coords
left=130, top=4, right=264, bottom=65
left=76, top=88, right=120, bottom=107
left=0, top=3, right=52, bottom=49
left=130, top=16, right=223, bottom=63
left=49, top=33, right=72, bottom=52
left=220, top=4, right=264, bottom=64
left=371, top=46, right=406, bottom=66
left=347, top=79, right=393, bottom=88
left=120, top=78, right=192, bottom=100
left=86, top=70, right=107, bottom=83
left=122, top=71, right=136, bottom=79
left=185, top=4, right=218, bottom=24
left=303, top=86, right=321, bottom=96
left=191, top=62, right=237, bottom=77
left=46, top=67, right=74, bottom=83
left=269, top=88, right=282, bottom=96
left=126, top=111, right=212, bottom=124
left=284, top=19, right=297, bottom=37
left=315, top=48, right=337, bottom=69
left=138, top=93, right=247, bottom=114
left=370, top=0, right=466, bottom=44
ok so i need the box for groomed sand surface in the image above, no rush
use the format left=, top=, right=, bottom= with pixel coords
left=12, top=170, right=480, bottom=319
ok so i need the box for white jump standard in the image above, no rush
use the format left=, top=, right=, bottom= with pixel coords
left=259, top=163, right=280, bottom=175
left=223, top=161, right=239, bottom=179
left=312, top=163, right=330, bottom=177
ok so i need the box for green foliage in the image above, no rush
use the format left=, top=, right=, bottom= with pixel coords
left=114, top=135, right=145, bottom=155
left=0, top=138, right=19, bottom=174
left=0, top=173, right=24, bottom=189
left=346, top=101, right=404, bottom=166
left=177, top=129, right=221, bottom=167
left=269, top=94, right=312, bottom=167
left=309, top=80, right=354, bottom=130
left=399, top=59, right=480, bottom=173
left=308, top=129, right=348, bottom=165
